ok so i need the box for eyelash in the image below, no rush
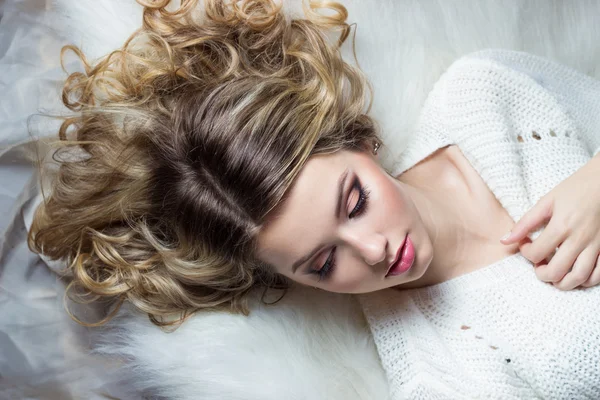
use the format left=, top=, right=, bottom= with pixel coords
left=312, top=180, right=370, bottom=281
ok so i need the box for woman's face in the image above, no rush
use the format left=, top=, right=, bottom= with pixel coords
left=257, top=149, right=434, bottom=293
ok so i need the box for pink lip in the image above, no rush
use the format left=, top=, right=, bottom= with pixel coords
left=386, top=234, right=415, bottom=277
left=386, top=235, right=407, bottom=276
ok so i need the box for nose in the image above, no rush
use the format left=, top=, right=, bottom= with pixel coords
left=341, top=229, right=387, bottom=266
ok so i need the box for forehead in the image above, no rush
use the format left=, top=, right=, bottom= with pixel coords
left=257, top=151, right=351, bottom=268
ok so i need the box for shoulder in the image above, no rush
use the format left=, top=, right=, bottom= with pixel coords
left=412, top=50, right=536, bottom=145
left=443, top=49, right=552, bottom=82
left=440, top=48, right=600, bottom=101
left=437, top=49, right=551, bottom=100
left=420, top=49, right=578, bottom=127
left=418, top=50, right=589, bottom=146
left=420, top=49, right=545, bottom=116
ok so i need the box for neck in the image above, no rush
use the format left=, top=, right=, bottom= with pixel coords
left=403, top=183, right=481, bottom=287
left=393, top=148, right=492, bottom=288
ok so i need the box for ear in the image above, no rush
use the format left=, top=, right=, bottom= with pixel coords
left=358, top=139, right=377, bottom=154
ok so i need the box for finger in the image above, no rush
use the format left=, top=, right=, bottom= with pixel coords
left=552, top=246, right=597, bottom=291
left=581, top=253, right=600, bottom=288
left=534, top=238, right=581, bottom=283
left=518, top=218, right=566, bottom=265
left=500, top=196, right=553, bottom=245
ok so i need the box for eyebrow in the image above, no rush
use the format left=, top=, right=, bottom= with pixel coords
left=291, top=168, right=349, bottom=274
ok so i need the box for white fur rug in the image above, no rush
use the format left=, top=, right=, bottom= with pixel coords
left=2, top=0, right=600, bottom=399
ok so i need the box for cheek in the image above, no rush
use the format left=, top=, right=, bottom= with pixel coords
left=330, top=279, right=363, bottom=293
left=325, top=261, right=370, bottom=293
left=376, top=175, right=404, bottom=212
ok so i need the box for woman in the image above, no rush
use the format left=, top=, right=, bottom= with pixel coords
left=27, top=0, right=600, bottom=397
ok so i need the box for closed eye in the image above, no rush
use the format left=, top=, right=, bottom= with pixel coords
left=312, top=178, right=370, bottom=281
left=349, top=178, right=370, bottom=219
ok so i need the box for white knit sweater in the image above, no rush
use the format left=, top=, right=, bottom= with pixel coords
left=358, top=49, right=600, bottom=399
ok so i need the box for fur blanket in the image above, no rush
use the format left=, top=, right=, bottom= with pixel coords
left=2, top=0, right=600, bottom=398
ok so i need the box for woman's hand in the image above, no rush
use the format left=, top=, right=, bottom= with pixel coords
left=499, top=155, right=600, bottom=290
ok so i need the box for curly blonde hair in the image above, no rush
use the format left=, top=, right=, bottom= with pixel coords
left=27, top=0, right=379, bottom=327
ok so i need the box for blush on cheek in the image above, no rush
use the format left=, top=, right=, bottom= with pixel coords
left=327, top=273, right=366, bottom=293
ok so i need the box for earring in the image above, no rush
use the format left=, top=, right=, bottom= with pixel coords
left=373, top=141, right=381, bottom=155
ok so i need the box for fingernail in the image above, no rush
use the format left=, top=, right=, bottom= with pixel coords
left=500, top=231, right=512, bottom=242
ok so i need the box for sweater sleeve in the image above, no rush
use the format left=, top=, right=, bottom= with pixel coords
left=459, top=49, right=600, bottom=156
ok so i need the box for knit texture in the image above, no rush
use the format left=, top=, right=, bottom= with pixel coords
left=358, top=49, right=600, bottom=399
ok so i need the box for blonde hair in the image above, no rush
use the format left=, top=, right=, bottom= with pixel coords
left=27, top=0, right=379, bottom=328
